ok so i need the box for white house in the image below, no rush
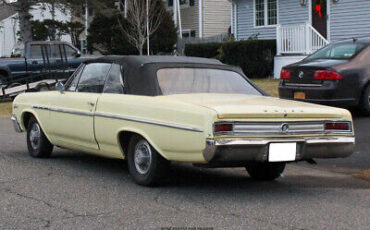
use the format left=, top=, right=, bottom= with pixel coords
left=0, top=2, right=72, bottom=57
left=230, top=0, right=370, bottom=78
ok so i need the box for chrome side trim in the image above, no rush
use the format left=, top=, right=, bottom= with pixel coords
left=48, top=107, right=94, bottom=117
left=212, top=136, right=355, bottom=146
left=11, top=115, right=22, bottom=133
left=33, top=106, right=93, bottom=117
left=32, top=106, right=203, bottom=132
left=284, top=83, right=323, bottom=87
left=95, top=112, right=203, bottom=132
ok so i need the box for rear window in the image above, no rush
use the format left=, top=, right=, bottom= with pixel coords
left=306, top=43, right=367, bottom=60
left=157, top=68, right=261, bottom=95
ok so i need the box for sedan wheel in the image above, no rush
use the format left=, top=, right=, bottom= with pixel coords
left=26, top=117, right=53, bottom=158
left=127, top=135, right=169, bottom=186
left=360, top=85, right=370, bottom=115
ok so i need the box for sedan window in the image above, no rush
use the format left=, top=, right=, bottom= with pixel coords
left=77, top=63, right=111, bottom=93
left=103, top=64, right=124, bottom=94
left=306, top=43, right=367, bottom=60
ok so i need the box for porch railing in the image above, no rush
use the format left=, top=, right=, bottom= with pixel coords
left=277, top=22, right=329, bottom=55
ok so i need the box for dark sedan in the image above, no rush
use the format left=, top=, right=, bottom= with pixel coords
left=279, top=38, right=370, bottom=115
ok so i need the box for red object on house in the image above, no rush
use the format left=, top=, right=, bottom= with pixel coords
left=315, top=4, right=322, bottom=18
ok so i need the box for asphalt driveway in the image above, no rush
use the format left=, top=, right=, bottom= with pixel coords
left=0, top=116, right=369, bottom=229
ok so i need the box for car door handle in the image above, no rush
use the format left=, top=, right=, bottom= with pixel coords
left=87, top=102, right=95, bottom=106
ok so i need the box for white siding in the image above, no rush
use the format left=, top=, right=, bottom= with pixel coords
left=234, top=0, right=309, bottom=40
left=203, top=0, right=231, bottom=37
left=329, top=0, right=370, bottom=41
left=0, top=3, right=72, bottom=57
left=180, top=1, right=199, bottom=36
left=0, top=15, right=18, bottom=57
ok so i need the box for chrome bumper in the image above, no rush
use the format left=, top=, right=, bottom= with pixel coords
left=11, top=115, right=22, bottom=133
left=203, top=136, right=355, bottom=163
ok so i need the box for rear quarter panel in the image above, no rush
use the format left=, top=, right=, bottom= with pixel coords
left=95, top=94, right=216, bottom=163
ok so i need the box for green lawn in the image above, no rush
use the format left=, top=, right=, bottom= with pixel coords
left=0, top=102, right=12, bottom=118
left=252, top=78, right=280, bottom=97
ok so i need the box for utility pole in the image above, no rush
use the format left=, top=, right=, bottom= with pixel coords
left=84, top=0, right=88, bottom=54
left=146, top=0, right=149, bottom=56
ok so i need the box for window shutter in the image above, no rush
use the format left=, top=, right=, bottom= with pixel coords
left=168, top=0, right=173, bottom=7
left=190, top=0, right=195, bottom=6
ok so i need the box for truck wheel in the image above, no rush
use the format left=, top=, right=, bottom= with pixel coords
left=127, top=135, right=169, bottom=186
left=27, top=117, right=53, bottom=158
left=0, top=74, right=5, bottom=87
left=37, top=83, right=49, bottom=92
left=360, top=85, right=370, bottom=115
left=246, top=162, right=286, bottom=181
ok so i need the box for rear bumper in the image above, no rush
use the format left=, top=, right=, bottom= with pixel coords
left=11, top=115, right=22, bottom=133
left=278, top=84, right=358, bottom=107
left=203, top=136, right=355, bottom=164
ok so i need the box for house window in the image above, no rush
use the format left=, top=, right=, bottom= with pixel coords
left=182, top=30, right=196, bottom=38
left=168, top=0, right=194, bottom=8
left=254, top=0, right=278, bottom=27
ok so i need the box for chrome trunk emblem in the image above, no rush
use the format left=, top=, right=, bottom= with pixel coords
left=281, top=123, right=289, bottom=133
left=298, top=71, right=304, bottom=79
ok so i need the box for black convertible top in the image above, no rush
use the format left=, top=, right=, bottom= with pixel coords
left=84, top=55, right=224, bottom=66
left=83, top=55, right=248, bottom=96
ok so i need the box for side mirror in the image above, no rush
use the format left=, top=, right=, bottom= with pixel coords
left=55, top=81, right=65, bottom=93
left=75, top=51, right=81, bottom=58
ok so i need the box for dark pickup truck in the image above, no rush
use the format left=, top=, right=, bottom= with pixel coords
left=0, top=41, right=96, bottom=87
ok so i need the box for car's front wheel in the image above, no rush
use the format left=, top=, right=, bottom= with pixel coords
left=360, top=85, right=370, bottom=115
left=127, top=135, right=169, bottom=186
left=245, top=162, right=286, bottom=181
left=27, top=117, right=53, bottom=158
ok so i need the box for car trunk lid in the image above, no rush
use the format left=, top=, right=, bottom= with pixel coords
left=160, top=94, right=348, bottom=119
left=283, top=59, right=348, bottom=85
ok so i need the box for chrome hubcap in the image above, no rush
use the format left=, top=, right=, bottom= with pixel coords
left=134, top=140, right=152, bottom=174
left=29, top=123, right=41, bottom=150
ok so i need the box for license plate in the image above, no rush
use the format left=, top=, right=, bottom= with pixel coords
left=294, top=92, right=306, bottom=100
left=268, top=143, right=297, bottom=162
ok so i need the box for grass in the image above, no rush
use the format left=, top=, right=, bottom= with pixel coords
left=0, top=102, right=12, bottom=118
left=353, top=169, right=370, bottom=182
left=252, top=78, right=280, bottom=97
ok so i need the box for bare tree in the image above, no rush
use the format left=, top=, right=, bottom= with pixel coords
left=117, top=0, right=165, bottom=55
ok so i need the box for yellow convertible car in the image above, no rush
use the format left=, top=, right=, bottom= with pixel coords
left=11, top=56, right=355, bottom=185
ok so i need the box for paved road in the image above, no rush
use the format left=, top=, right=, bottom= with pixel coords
left=0, top=117, right=369, bottom=230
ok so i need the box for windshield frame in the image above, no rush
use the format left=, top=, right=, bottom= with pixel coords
left=155, top=66, right=265, bottom=96
left=304, top=42, right=368, bottom=61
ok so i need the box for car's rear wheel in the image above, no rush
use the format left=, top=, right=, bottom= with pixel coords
left=245, top=162, right=286, bottom=181
left=127, top=135, right=169, bottom=186
left=360, top=85, right=370, bottom=115
left=27, top=117, right=53, bottom=158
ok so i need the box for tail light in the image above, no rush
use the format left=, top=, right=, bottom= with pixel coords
left=314, top=70, right=342, bottom=80
left=325, top=122, right=351, bottom=132
left=214, top=123, right=233, bottom=133
left=280, top=69, right=291, bottom=79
